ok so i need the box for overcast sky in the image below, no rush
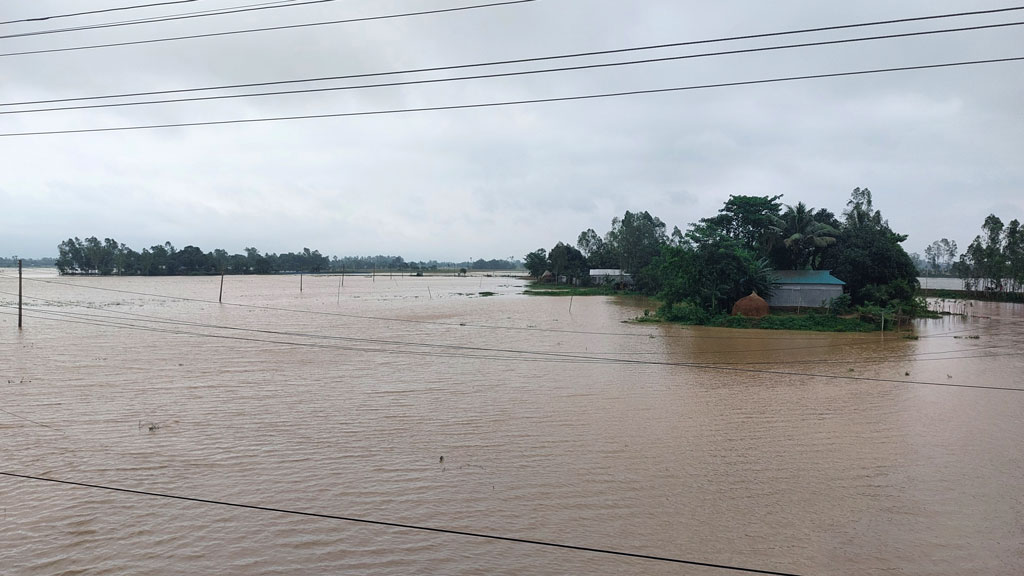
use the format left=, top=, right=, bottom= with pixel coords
left=2, top=0, right=1022, bottom=261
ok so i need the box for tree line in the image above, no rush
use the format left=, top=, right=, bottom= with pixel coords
left=526, top=187, right=921, bottom=318
left=952, top=214, right=1024, bottom=293
left=53, top=237, right=520, bottom=276
left=55, top=238, right=332, bottom=275
left=1, top=256, right=56, bottom=268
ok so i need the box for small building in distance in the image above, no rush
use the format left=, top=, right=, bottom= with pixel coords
left=767, top=270, right=846, bottom=309
left=589, top=269, right=633, bottom=287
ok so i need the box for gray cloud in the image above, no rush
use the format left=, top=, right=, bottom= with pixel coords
left=2, top=0, right=1022, bottom=260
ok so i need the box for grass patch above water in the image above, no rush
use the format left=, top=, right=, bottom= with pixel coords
left=653, top=302, right=895, bottom=332
left=523, top=284, right=622, bottom=296
left=706, top=313, right=880, bottom=332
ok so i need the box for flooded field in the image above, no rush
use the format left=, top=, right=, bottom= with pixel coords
left=1, top=269, right=1022, bottom=575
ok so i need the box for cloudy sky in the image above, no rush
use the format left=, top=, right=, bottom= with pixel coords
left=2, top=0, right=1022, bottom=261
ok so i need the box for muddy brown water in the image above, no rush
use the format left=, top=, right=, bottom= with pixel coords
left=1, top=269, right=1022, bottom=575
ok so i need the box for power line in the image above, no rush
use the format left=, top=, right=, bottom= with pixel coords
left=1, top=1, right=299, bottom=41
left=10, top=296, right=1017, bottom=369
left=0, top=308, right=592, bottom=365
left=0, top=472, right=803, bottom=576
left=0, top=0, right=538, bottom=58
left=5, top=276, right=882, bottom=340
left=3, top=4, right=1022, bottom=105
left=2, top=56, right=1022, bottom=137
left=2, top=272, right=1011, bottom=345
left=0, top=406, right=67, bottom=434
left=0, top=0, right=201, bottom=26
left=4, top=305, right=1022, bottom=393
left=5, top=21, right=1022, bottom=117
left=5, top=291, right=1019, bottom=367
left=0, top=0, right=336, bottom=40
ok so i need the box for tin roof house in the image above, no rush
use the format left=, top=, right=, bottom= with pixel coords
left=767, top=270, right=846, bottom=309
left=589, top=269, right=633, bottom=286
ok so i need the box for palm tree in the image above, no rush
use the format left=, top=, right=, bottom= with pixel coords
left=778, top=202, right=839, bottom=269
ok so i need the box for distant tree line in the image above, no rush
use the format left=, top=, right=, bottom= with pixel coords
left=527, top=187, right=922, bottom=318
left=1, top=256, right=56, bottom=267
left=53, top=237, right=520, bottom=276
left=952, top=214, right=1024, bottom=293
left=55, top=238, right=332, bottom=275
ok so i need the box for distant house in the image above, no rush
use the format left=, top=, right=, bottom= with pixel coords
left=589, top=269, right=633, bottom=286
left=767, top=270, right=845, bottom=308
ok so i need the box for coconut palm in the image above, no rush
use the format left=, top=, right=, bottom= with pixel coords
left=777, top=202, right=839, bottom=269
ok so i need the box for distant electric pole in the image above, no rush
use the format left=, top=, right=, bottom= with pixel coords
left=18, top=259, right=23, bottom=329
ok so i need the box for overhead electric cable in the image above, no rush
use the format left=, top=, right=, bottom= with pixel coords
left=0, top=309, right=592, bottom=365
left=0, top=0, right=338, bottom=40
left=2, top=56, right=1022, bottom=137
left=5, top=276, right=880, bottom=341
left=0, top=1, right=200, bottom=25
left=3, top=291, right=1018, bottom=366
left=3, top=308, right=1021, bottom=393
left=0, top=472, right=803, bottom=576
left=9, top=298, right=1016, bottom=368
left=0, top=0, right=538, bottom=58
left=5, top=21, right=1022, bottom=116
left=0, top=406, right=67, bottom=434
left=2, top=4, right=1022, bottom=99
left=0, top=1, right=299, bottom=39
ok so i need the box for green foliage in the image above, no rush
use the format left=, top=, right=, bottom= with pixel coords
left=699, top=194, right=783, bottom=258
left=772, top=202, right=839, bottom=270
left=523, top=284, right=618, bottom=296
left=827, top=293, right=852, bottom=315
left=605, top=210, right=669, bottom=274
left=658, top=301, right=710, bottom=324
left=956, top=215, right=1024, bottom=293
left=648, top=227, right=777, bottom=314
left=818, top=188, right=919, bottom=305
left=923, top=238, right=958, bottom=275
left=547, top=242, right=588, bottom=284
left=524, top=248, right=548, bottom=278
left=56, top=237, right=332, bottom=276
left=690, top=311, right=880, bottom=332
left=577, top=228, right=618, bottom=269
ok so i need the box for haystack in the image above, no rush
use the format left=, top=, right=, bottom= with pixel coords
left=731, top=291, right=769, bottom=318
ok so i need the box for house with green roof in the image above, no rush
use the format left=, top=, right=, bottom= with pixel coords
left=766, top=270, right=846, bottom=309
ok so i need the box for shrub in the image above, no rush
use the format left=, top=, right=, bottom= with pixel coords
left=658, top=301, right=709, bottom=324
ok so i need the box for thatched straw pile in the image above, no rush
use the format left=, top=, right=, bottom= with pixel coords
left=731, top=291, right=769, bottom=318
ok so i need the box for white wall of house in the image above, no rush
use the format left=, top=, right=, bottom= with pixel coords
left=767, top=285, right=843, bottom=308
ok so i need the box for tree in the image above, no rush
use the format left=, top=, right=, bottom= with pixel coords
left=605, top=210, right=668, bottom=273
left=649, top=225, right=776, bottom=315
left=820, top=189, right=918, bottom=304
left=699, top=194, right=783, bottom=258
left=577, top=228, right=618, bottom=269
left=956, top=215, right=1022, bottom=292
left=924, top=238, right=958, bottom=275
left=548, top=242, right=588, bottom=284
left=1005, top=219, right=1023, bottom=292
left=843, top=187, right=884, bottom=229
left=524, top=248, right=547, bottom=277
left=772, top=202, right=839, bottom=270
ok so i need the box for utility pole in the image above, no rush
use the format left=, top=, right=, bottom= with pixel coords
left=219, top=273, right=224, bottom=303
left=18, top=259, right=23, bottom=329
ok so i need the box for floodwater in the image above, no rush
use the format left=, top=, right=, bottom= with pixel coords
left=1, top=269, right=1022, bottom=575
